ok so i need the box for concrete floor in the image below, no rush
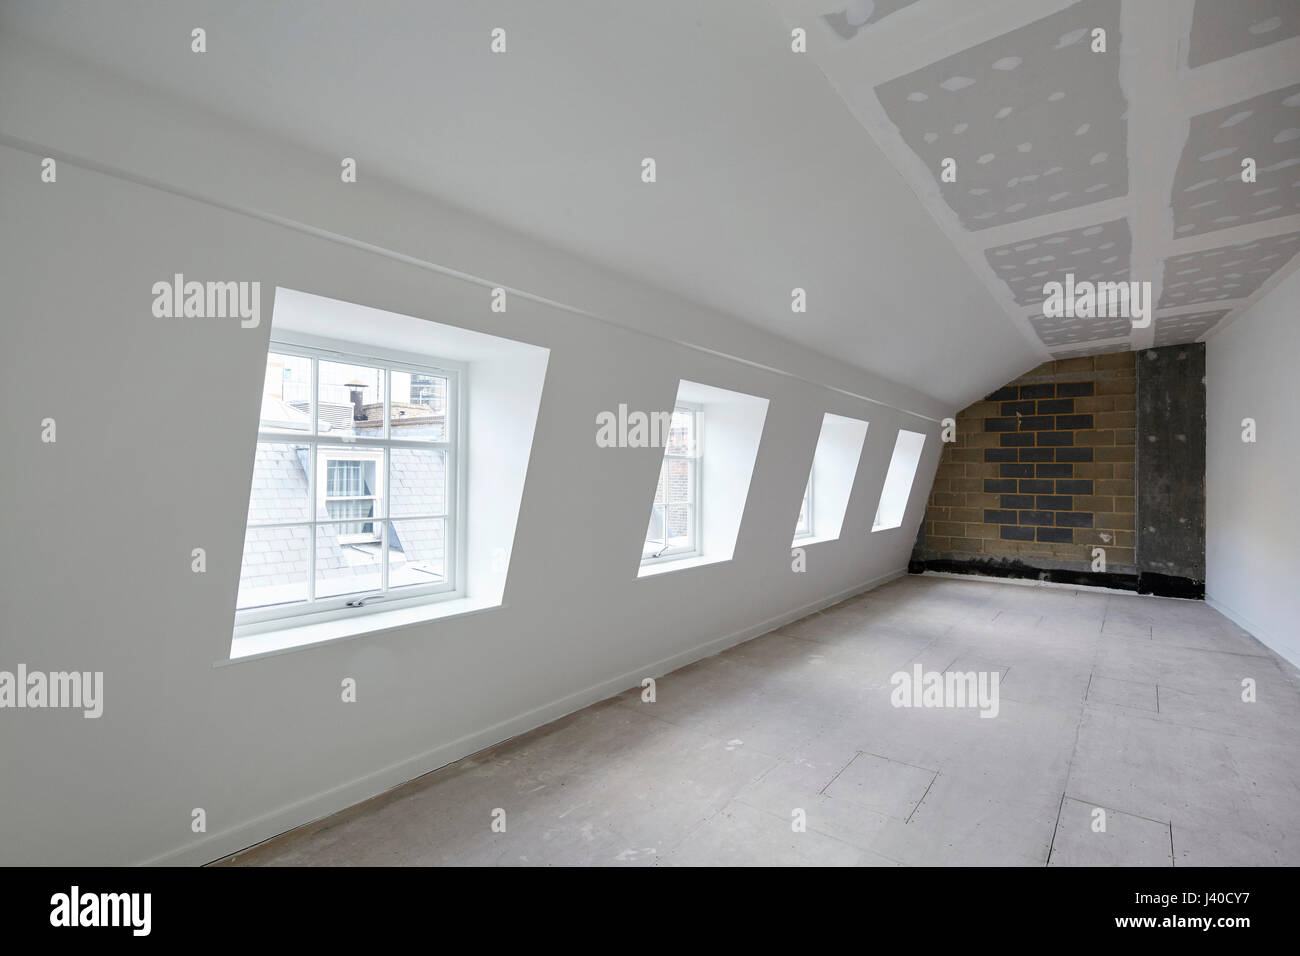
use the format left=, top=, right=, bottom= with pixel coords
left=220, top=574, right=1300, bottom=866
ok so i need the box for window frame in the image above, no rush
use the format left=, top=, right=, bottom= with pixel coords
left=793, top=469, right=814, bottom=540
left=640, top=402, right=703, bottom=566
left=235, top=337, right=466, bottom=632
left=321, top=453, right=382, bottom=544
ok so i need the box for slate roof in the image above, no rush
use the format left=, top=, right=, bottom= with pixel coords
left=238, top=422, right=447, bottom=609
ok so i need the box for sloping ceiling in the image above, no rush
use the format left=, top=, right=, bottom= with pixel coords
left=0, top=0, right=1043, bottom=408
left=772, top=0, right=1300, bottom=358
left=2, top=0, right=1296, bottom=391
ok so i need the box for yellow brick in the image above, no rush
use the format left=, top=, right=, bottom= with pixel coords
left=1105, top=547, right=1136, bottom=566
left=1096, top=377, right=1135, bottom=396
left=1095, top=410, right=1136, bottom=429
left=1077, top=429, right=1116, bottom=445
left=1072, top=528, right=1110, bottom=546
left=1095, top=446, right=1134, bottom=462
left=1052, top=544, right=1091, bottom=559
left=1074, top=495, right=1113, bottom=512
left=1073, top=462, right=1114, bottom=479
left=1094, top=352, right=1133, bottom=371
left=1075, top=396, right=1116, bottom=413
left=1096, top=512, right=1135, bottom=531
left=1055, top=357, right=1094, bottom=373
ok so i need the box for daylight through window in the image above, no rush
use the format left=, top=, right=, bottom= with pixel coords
left=642, top=405, right=701, bottom=563
left=236, top=344, right=460, bottom=625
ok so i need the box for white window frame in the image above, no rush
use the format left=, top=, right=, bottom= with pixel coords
left=641, top=403, right=702, bottom=565
left=235, top=338, right=465, bottom=631
left=793, top=470, right=814, bottom=539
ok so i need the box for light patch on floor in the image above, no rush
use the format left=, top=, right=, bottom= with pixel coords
left=216, top=575, right=1300, bottom=867
left=1049, top=797, right=1173, bottom=866
left=822, top=752, right=937, bottom=820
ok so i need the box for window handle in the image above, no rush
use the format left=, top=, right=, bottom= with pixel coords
left=346, top=598, right=368, bottom=608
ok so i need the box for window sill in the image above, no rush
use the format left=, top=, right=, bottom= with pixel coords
left=222, top=595, right=503, bottom=664
left=792, top=533, right=841, bottom=547
left=636, top=553, right=732, bottom=578
left=871, top=523, right=903, bottom=533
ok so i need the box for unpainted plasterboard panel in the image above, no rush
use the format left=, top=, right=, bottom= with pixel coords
left=1158, top=231, right=1300, bottom=308
left=821, top=0, right=923, bottom=41
left=1031, top=309, right=1132, bottom=349
left=1170, top=83, right=1300, bottom=237
left=781, top=0, right=1300, bottom=358
left=875, top=0, right=1126, bottom=232
left=1152, top=309, right=1228, bottom=347
left=1187, top=0, right=1300, bottom=68
left=985, top=217, right=1131, bottom=306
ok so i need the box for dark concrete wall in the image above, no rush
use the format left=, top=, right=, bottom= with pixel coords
left=1136, top=343, right=1206, bottom=592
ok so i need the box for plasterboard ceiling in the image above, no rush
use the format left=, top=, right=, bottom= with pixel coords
left=772, top=0, right=1300, bottom=358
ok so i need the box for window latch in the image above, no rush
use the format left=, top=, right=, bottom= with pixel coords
left=345, top=598, right=368, bottom=608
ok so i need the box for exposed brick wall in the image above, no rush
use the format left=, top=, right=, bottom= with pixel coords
left=913, top=352, right=1137, bottom=574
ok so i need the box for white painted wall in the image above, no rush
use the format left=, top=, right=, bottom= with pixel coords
left=804, top=413, right=872, bottom=545
left=1205, top=267, right=1300, bottom=668
left=0, top=55, right=953, bottom=863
